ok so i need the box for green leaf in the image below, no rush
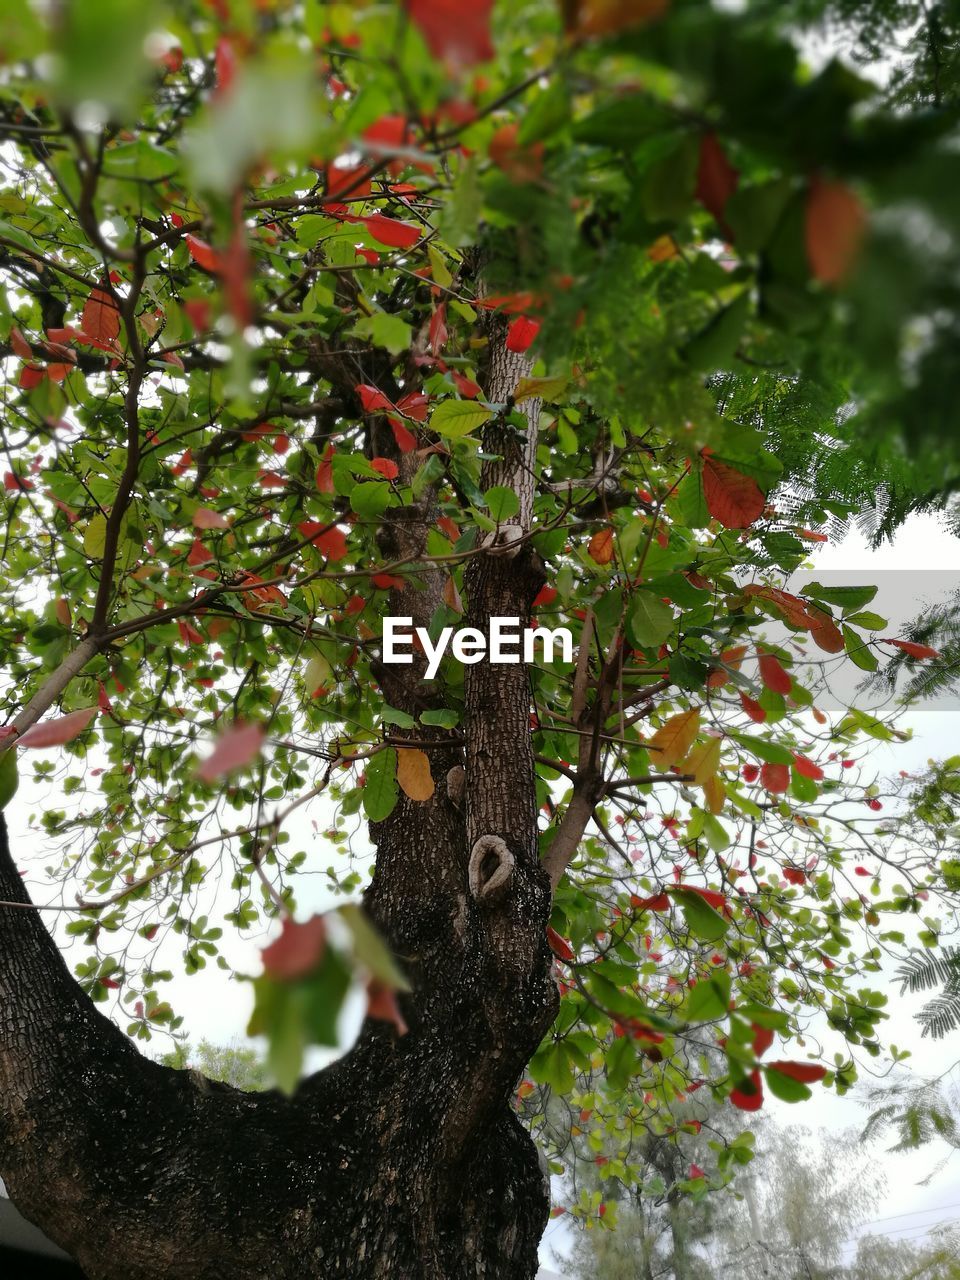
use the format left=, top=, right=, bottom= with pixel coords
left=350, top=481, right=392, bottom=519
left=83, top=515, right=108, bottom=559
left=843, top=626, right=879, bottom=672
left=431, top=400, right=494, bottom=438
left=381, top=705, right=416, bottom=729
left=363, top=748, right=398, bottom=822
left=672, top=889, right=729, bottom=943
left=351, top=312, right=412, bottom=355
left=0, top=749, right=18, bottom=811
left=420, top=708, right=460, bottom=728
left=484, top=486, right=520, bottom=522
left=337, top=903, right=410, bottom=990
left=765, top=1066, right=812, bottom=1103
left=628, top=592, right=675, bottom=648
left=844, top=611, right=886, bottom=631
left=804, top=582, right=878, bottom=613
left=684, top=971, right=731, bottom=1022
left=605, top=1034, right=637, bottom=1093
left=728, top=734, right=794, bottom=765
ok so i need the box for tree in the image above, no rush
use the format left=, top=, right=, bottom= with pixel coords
left=1, top=1, right=959, bottom=1277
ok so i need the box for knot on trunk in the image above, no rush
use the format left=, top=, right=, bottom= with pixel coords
left=480, top=525, right=524, bottom=558
left=468, top=834, right=514, bottom=905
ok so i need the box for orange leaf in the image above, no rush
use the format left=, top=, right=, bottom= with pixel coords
left=882, top=638, right=940, bottom=660
left=185, top=234, right=221, bottom=273
left=366, top=977, right=408, bottom=1036
left=805, top=177, right=866, bottom=286
left=648, top=708, right=701, bottom=772
left=588, top=526, right=615, bottom=565
left=396, top=748, right=435, bottom=801
left=81, top=288, right=121, bottom=347
left=193, top=507, right=229, bottom=530
left=442, top=575, right=463, bottom=614
left=807, top=606, right=844, bottom=654
left=701, top=453, right=765, bottom=529
left=739, top=691, right=767, bottom=724
left=566, top=0, right=669, bottom=38
left=371, top=457, right=399, bottom=480
left=758, top=652, right=791, bottom=695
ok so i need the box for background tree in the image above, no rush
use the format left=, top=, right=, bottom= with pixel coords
left=0, top=1, right=959, bottom=1278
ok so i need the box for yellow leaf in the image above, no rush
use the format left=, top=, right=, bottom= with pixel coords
left=514, top=374, right=569, bottom=404
left=428, top=244, right=453, bottom=289
left=396, top=748, right=434, bottom=802
left=83, top=514, right=107, bottom=559
left=703, top=774, right=725, bottom=816
left=684, top=737, right=722, bottom=787
left=648, top=708, right=701, bottom=772
left=304, top=655, right=331, bottom=696
left=647, top=234, right=678, bottom=262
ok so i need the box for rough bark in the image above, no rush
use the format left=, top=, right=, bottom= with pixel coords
left=0, top=322, right=559, bottom=1277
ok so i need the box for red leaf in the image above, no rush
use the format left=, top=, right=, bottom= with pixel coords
left=258, top=470, right=287, bottom=489
left=696, top=133, right=738, bottom=232
left=10, top=326, right=32, bottom=359
left=196, top=721, right=266, bottom=783
left=783, top=866, right=806, bottom=886
left=187, top=537, right=213, bottom=566
left=261, top=915, right=327, bottom=981
left=3, top=471, right=33, bottom=492
left=758, top=652, right=792, bottom=695
left=239, top=573, right=287, bottom=608
left=19, top=364, right=46, bottom=390
left=701, top=452, right=765, bottom=529
left=372, top=573, right=406, bottom=589
left=808, top=606, right=845, bottom=654
left=630, top=892, right=670, bottom=912
left=533, top=585, right=557, bottom=607
left=429, top=302, right=448, bottom=356
left=730, top=1070, right=764, bottom=1111
left=370, top=457, right=399, bottom=480
left=177, top=619, right=205, bottom=646
left=546, top=925, right=574, bottom=962
left=16, top=706, right=97, bottom=749
left=751, top=1024, right=774, bottom=1057
left=316, top=444, right=336, bottom=493
left=769, top=1060, right=827, bottom=1084
left=298, top=521, right=349, bottom=562
left=689, top=1163, right=705, bottom=1180
left=760, top=762, right=790, bottom=793
left=355, top=247, right=381, bottom=265
left=185, top=235, right=221, bottom=273
left=390, top=418, right=417, bottom=452
left=81, top=288, right=121, bottom=347
left=407, top=0, right=495, bottom=66
left=797, top=528, right=829, bottom=542
left=214, top=36, right=237, bottom=97
left=395, top=391, right=430, bottom=421
left=356, top=383, right=395, bottom=413
left=588, top=527, right=615, bottom=565
left=451, top=371, right=482, bottom=399
left=193, top=507, right=229, bottom=530
left=362, top=213, right=422, bottom=249
left=806, top=177, right=866, bottom=286
left=739, top=691, right=767, bottom=724
left=506, top=315, right=541, bottom=353
left=793, top=754, right=824, bottom=781
left=437, top=515, right=459, bottom=541
left=742, top=763, right=760, bottom=783
left=183, top=298, right=212, bottom=331
left=97, top=680, right=113, bottom=714
left=366, top=978, right=408, bottom=1036
left=882, top=638, right=941, bottom=660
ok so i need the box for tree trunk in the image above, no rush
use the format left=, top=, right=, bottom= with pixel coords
left=0, top=324, right=559, bottom=1277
